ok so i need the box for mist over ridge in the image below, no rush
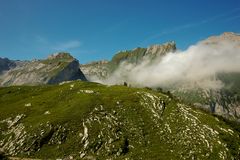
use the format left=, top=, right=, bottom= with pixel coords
left=101, top=35, right=240, bottom=90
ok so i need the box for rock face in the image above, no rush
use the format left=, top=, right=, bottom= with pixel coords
left=48, top=59, right=87, bottom=84
left=145, top=41, right=176, bottom=56
left=0, top=52, right=87, bottom=86
left=0, top=81, right=239, bottom=159
left=80, top=60, right=110, bottom=81
left=47, top=52, right=75, bottom=60
left=174, top=83, right=240, bottom=121
left=111, top=41, right=176, bottom=65
left=203, top=32, right=240, bottom=44
left=202, top=73, right=240, bottom=120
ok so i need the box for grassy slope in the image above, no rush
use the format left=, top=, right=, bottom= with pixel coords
left=0, top=81, right=239, bottom=159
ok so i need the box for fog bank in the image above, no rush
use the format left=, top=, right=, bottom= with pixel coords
left=103, top=40, right=240, bottom=89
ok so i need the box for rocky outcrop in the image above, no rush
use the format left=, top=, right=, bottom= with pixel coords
left=205, top=74, right=240, bottom=120
left=111, top=41, right=176, bottom=65
left=48, top=59, right=87, bottom=84
left=145, top=41, right=176, bottom=56
left=0, top=52, right=87, bottom=86
left=203, top=32, right=240, bottom=45
left=47, top=52, right=75, bottom=60
left=184, top=87, right=240, bottom=121
left=80, top=60, right=110, bottom=81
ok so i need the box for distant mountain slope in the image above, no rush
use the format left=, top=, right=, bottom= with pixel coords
left=0, top=52, right=87, bottom=86
left=0, top=81, right=239, bottom=159
left=0, top=58, right=16, bottom=74
left=172, top=72, right=240, bottom=120
left=203, top=32, right=240, bottom=44
left=80, top=60, right=110, bottom=82
left=111, top=41, right=176, bottom=65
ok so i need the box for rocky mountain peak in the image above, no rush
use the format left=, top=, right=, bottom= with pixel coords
left=47, top=52, right=74, bottom=61
left=146, top=41, right=176, bottom=56
left=203, top=32, right=240, bottom=44
left=110, top=41, right=176, bottom=65
left=222, top=31, right=239, bottom=36
left=221, top=32, right=240, bottom=41
left=83, top=60, right=109, bottom=66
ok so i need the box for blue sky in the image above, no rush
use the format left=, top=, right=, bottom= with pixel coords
left=0, top=0, right=240, bottom=63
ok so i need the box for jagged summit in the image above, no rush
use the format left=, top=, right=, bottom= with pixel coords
left=222, top=32, right=238, bottom=36
left=111, top=41, right=176, bottom=65
left=82, top=60, right=109, bottom=66
left=47, top=52, right=74, bottom=61
left=146, top=41, right=176, bottom=56
left=80, top=60, right=110, bottom=81
left=203, top=32, right=240, bottom=44
left=221, top=32, right=240, bottom=37
left=147, top=41, right=176, bottom=48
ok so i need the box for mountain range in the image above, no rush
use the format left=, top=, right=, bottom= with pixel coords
left=0, top=32, right=240, bottom=159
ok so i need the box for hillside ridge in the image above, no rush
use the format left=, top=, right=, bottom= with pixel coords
left=0, top=81, right=239, bottom=159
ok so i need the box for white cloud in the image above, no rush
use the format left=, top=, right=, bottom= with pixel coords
left=103, top=39, right=240, bottom=90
